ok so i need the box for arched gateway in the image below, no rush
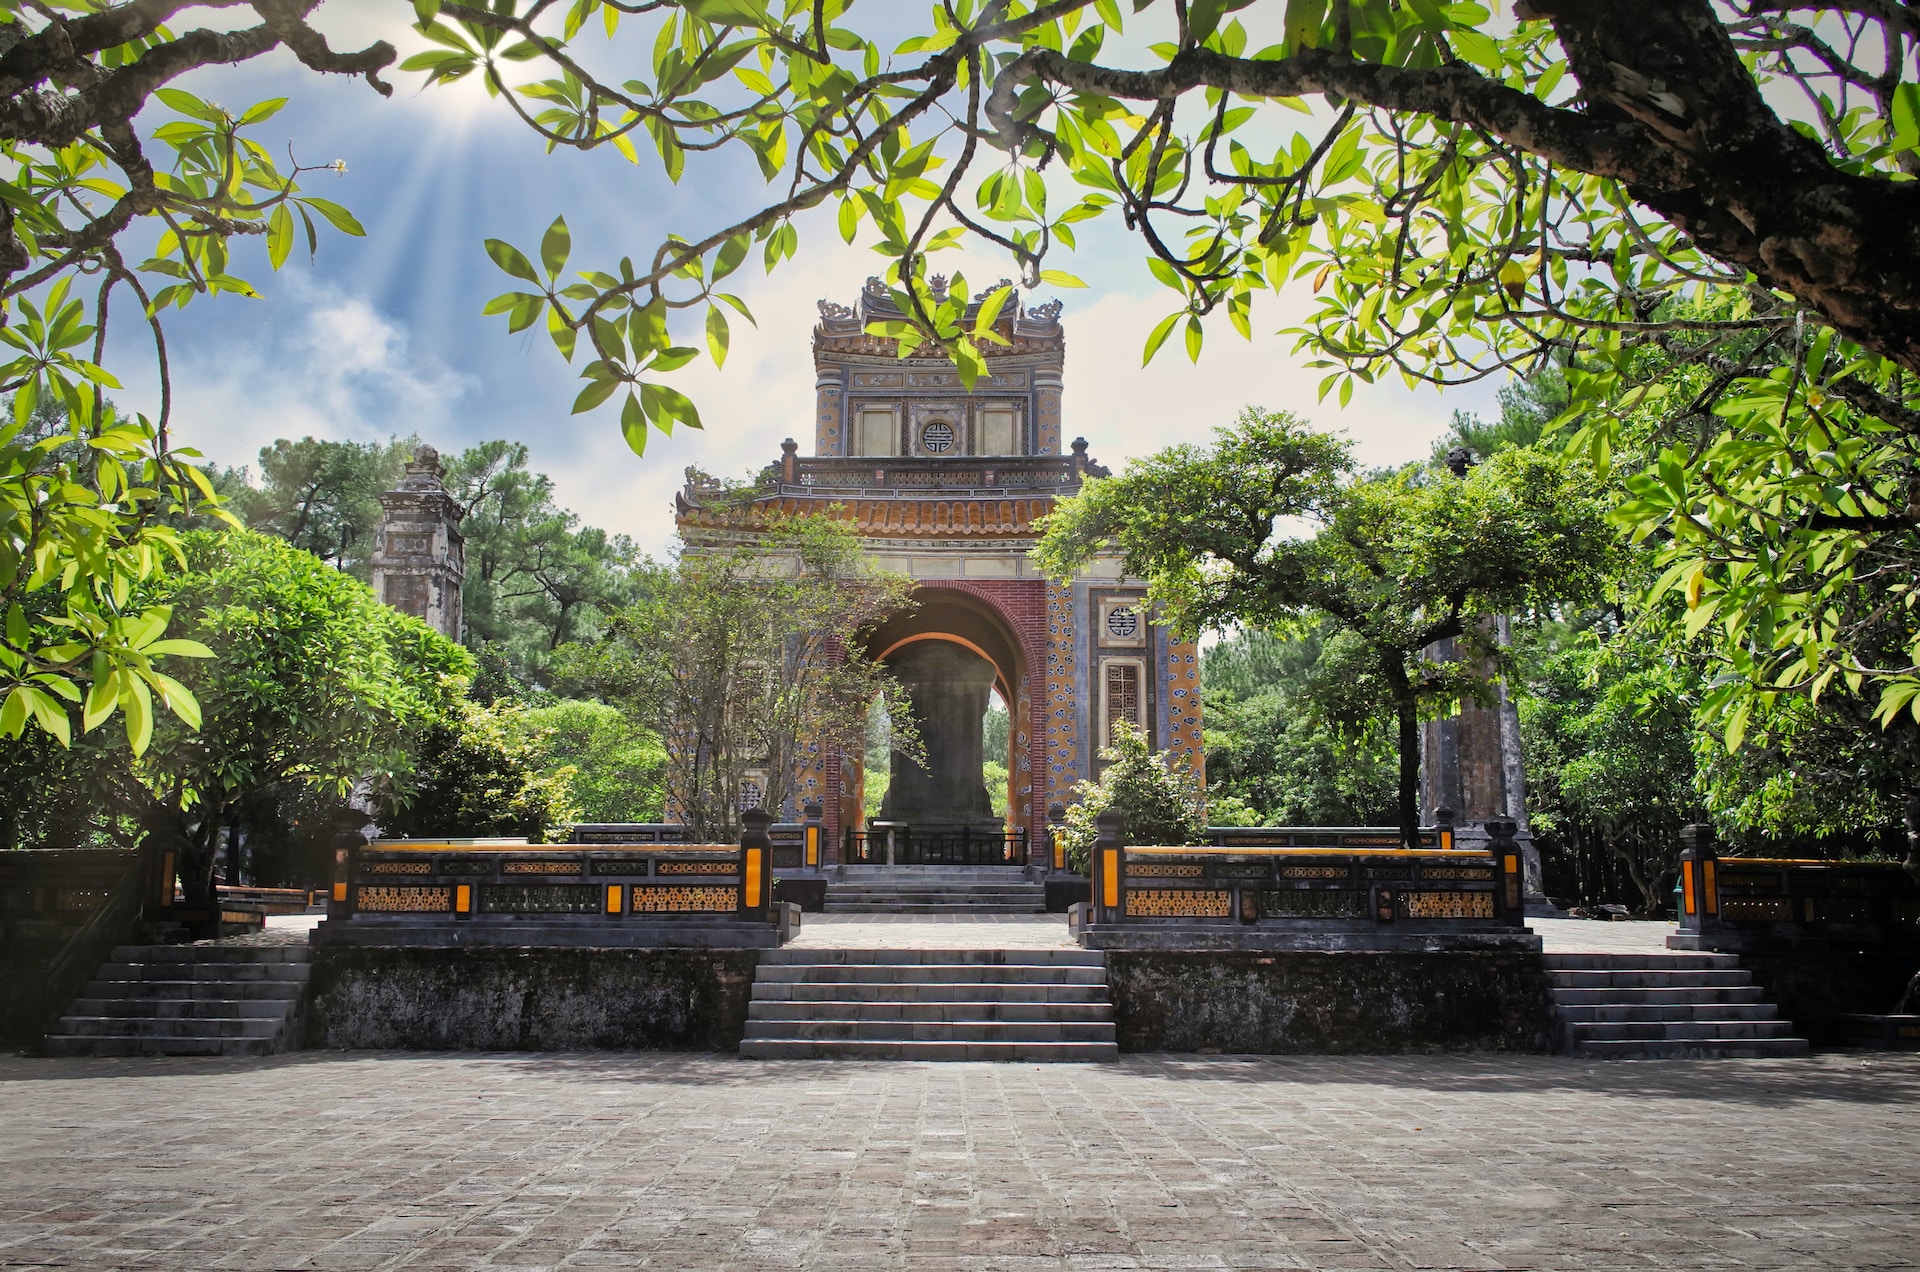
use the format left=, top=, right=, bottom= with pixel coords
left=675, top=278, right=1204, bottom=863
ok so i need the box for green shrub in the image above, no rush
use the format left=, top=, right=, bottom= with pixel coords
left=1060, top=722, right=1204, bottom=872
left=380, top=699, right=577, bottom=842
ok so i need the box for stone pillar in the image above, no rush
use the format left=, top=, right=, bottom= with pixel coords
left=879, top=642, right=1000, bottom=831
left=815, top=370, right=844, bottom=455
left=1419, top=619, right=1549, bottom=910
left=1034, top=369, right=1063, bottom=455
left=371, top=444, right=465, bottom=642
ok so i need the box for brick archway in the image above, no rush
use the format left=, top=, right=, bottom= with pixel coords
left=840, top=581, right=1049, bottom=851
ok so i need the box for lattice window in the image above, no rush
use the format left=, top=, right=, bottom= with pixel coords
left=737, top=777, right=765, bottom=811
left=853, top=407, right=898, bottom=456
left=978, top=407, right=1019, bottom=455
left=1103, top=660, right=1144, bottom=747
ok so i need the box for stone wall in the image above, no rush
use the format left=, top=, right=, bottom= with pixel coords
left=305, top=947, right=761, bottom=1051
left=1734, top=941, right=1920, bottom=1044
left=1104, top=950, right=1555, bottom=1054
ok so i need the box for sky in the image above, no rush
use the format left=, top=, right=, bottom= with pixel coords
left=102, top=2, right=1502, bottom=557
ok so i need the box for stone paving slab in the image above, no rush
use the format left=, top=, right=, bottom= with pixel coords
left=1, top=1050, right=1914, bottom=1270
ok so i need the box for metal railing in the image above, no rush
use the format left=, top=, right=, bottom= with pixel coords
left=332, top=809, right=782, bottom=926
left=1082, top=811, right=1525, bottom=932
left=1677, top=824, right=1920, bottom=945
left=843, top=825, right=1029, bottom=867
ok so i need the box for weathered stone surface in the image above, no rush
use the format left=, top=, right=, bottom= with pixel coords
left=305, top=946, right=760, bottom=1051
left=1105, top=949, right=1555, bottom=1053
left=5, top=1051, right=1919, bottom=1271
left=1733, top=941, right=1920, bottom=1044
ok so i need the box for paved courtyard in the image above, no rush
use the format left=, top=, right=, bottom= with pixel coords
left=2, top=1048, right=1915, bottom=1271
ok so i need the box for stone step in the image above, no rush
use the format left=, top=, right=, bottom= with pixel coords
left=1569, top=1037, right=1811, bottom=1060
left=1568, top=1019, right=1797, bottom=1042
left=738, top=1038, right=1118, bottom=1062
left=1556, top=1002, right=1782, bottom=1024
left=740, top=946, right=1117, bottom=1063
left=762, top=948, right=1103, bottom=966
left=45, top=944, right=309, bottom=1059
left=1542, top=953, right=1739, bottom=971
left=743, top=1019, right=1116, bottom=1044
left=51, top=1014, right=285, bottom=1040
left=1548, top=969, right=1753, bottom=989
left=66, top=997, right=295, bottom=1020
left=41, top=1034, right=281, bottom=1058
left=70, top=978, right=307, bottom=1002
left=748, top=1000, right=1112, bottom=1023
left=93, top=960, right=311, bottom=983
left=752, top=981, right=1108, bottom=1004
left=754, top=963, right=1105, bottom=985
left=109, top=944, right=311, bottom=964
left=1545, top=952, right=1809, bottom=1061
left=1551, top=985, right=1767, bottom=1006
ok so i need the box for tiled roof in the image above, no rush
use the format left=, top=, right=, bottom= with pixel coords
left=676, top=493, right=1057, bottom=539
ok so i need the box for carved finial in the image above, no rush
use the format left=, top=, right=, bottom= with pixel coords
left=1445, top=445, right=1475, bottom=478
left=928, top=273, right=949, bottom=301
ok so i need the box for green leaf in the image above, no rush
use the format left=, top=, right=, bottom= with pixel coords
left=485, top=239, right=542, bottom=284
left=266, top=204, right=293, bottom=270
left=540, top=216, right=570, bottom=279
left=620, top=392, right=649, bottom=456
left=706, top=304, right=731, bottom=368
left=641, top=380, right=702, bottom=431
left=572, top=371, right=622, bottom=415
left=1038, top=270, right=1088, bottom=288
left=298, top=198, right=365, bottom=236
left=121, top=675, right=153, bottom=757
left=712, top=233, right=750, bottom=282
left=1142, top=312, right=1180, bottom=365
left=236, top=98, right=289, bottom=126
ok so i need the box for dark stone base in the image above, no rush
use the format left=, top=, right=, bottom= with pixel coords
left=1837, top=1014, right=1920, bottom=1049
left=305, top=946, right=761, bottom=1051
left=1080, top=921, right=1540, bottom=953
left=774, top=877, right=827, bottom=912
left=311, top=917, right=790, bottom=949
left=1045, top=878, right=1089, bottom=913
left=1104, top=950, right=1555, bottom=1054
left=1670, top=937, right=1920, bottom=1045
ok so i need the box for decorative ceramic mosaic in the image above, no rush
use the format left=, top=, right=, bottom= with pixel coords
left=1259, top=889, right=1367, bottom=918
left=1280, top=865, right=1348, bottom=879
left=657, top=861, right=738, bottom=875
left=359, top=861, right=431, bottom=875
left=1400, top=891, right=1494, bottom=919
left=1126, top=862, right=1204, bottom=879
left=630, top=885, right=736, bottom=913
left=478, top=885, right=599, bottom=914
left=1124, top=888, right=1230, bottom=918
left=356, top=886, right=451, bottom=912
left=503, top=861, right=580, bottom=875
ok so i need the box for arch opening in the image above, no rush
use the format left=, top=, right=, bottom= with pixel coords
left=860, top=587, right=1030, bottom=838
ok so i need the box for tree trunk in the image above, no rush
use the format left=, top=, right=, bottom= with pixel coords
left=1383, top=659, right=1421, bottom=847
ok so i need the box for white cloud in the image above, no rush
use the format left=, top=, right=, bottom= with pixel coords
left=142, top=274, right=476, bottom=468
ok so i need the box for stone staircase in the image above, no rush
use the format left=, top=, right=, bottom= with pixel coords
left=1547, top=952, right=1809, bottom=1059
left=739, top=947, right=1117, bottom=1060
left=825, top=865, right=1044, bottom=914
left=43, top=943, right=310, bottom=1057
